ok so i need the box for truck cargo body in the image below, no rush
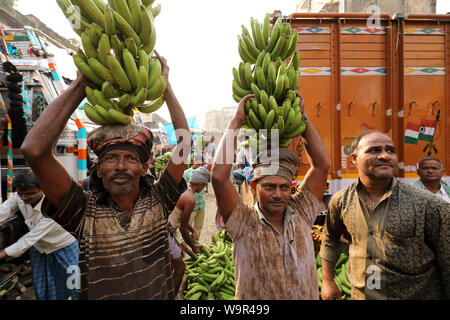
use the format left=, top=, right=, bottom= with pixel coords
left=281, top=13, right=450, bottom=195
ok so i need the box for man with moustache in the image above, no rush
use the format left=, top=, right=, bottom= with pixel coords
left=19, top=53, right=191, bottom=300
left=212, top=94, right=330, bottom=299
left=320, top=132, right=449, bottom=300
left=412, top=157, right=450, bottom=203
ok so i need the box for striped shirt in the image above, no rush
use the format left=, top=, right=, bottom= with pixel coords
left=42, top=169, right=186, bottom=300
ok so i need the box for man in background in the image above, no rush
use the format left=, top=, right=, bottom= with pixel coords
left=412, top=157, right=450, bottom=203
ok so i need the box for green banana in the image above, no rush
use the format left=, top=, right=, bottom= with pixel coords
left=102, top=82, right=121, bottom=99
left=248, top=109, right=263, bottom=129
left=139, top=5, right=155, bottom=45
left=267, top=63, right=277, bottom=86
left=115, top=0, right=134, bottom=28
left=281, top=22, right=292, bottom=36
left=250, top=83, right=261, bottom=101
left=250, top=98, right=259, bottom=115
left=266, top=78, right=274, bottom=96
left=269, top=95, right=278, bottom=112
left=56, top=0, right=81, bottom=35
left=238, top=62, right=250, bottom=90
left=244, top=63, right=253, bottom=88
left=242, top=33, right=259, bottom=62
left=139, top=66, right=149, bottom=89
left=87, top=23, right=102, bottom=47
left=284, top=119, right=306, bottom=138
left=97, top=33, right=111, bottom=67
left=147, top=76, right=166, bottom=100
left=244, top=99, right=251, bottom=114
left=137, top=96, right=164, bottom=113
left=110, top=35, right=125, bottom=62
left=264, top=109, right=276, bottom=130
left=150, top=4, right=161, bottom=18
left=148, top=58, right=162, bottom=86
left=283, top=75, right=291, bottom=97
left=232, top=80, right=251, bottom=97
left=254, top=66, right=267, bottom=91
left=241, top=24, right=252, bottom=40
left=77, top=0, right=105, bottom=29
left=142, top=27, right=156, bottom=54
left=253, top=18, right=266, bottom=50
left=262, top=13, right=270, bottom=45
left=93, top=89, right=113, bottom=109
left=278, top=116, right=285, bottom=137
left=107, top=55, right=133, bottom=92
left=260, top=90, right=270, bottom=112
left=279, top=138, right=292, bottom=148
left=85, top=86, right=99, bottom=106
left=113, top=10, right=141, bottom=46
left=138, top=49, right=150, bottom=74
left=284, top=108, right=297, bottom=134
left=292, top=70, right=300, bottom=90
left=288, top=51, right=300, bottom=71
left=273, top=74, right=285, bottom=103
left=128, top=0, right=142, bottom=34
left=258, top=103, right=268, bottom=122
left=92, top=0, right=107, bottom=12
left=95, top=104, right=116, bottom=123
left=265, top=17, right=282, bottom=52
left=88, top=57, right=115, bottom=83
left=233, top=94, right=243, bottom=103
left=76, top=61, right=103, bottom=86
left=81, top=32, right=98, bottom=59
left=255, top=49, right=267, bottom=68
left=118, top=94, right=132, bottom=109
left=130, top=87, right=147, bottom=107
left=270, top=34, right=287, bottom=61
left=123, top=48, right=140, bottom=90
left=261, top=52, right=271, bottom=75
left=142, top=0, right=156, bottom=6
left=109, top=107, right=133, bottom=124
left=108, top=0, right=118, bottom=11
left=84, top=103, right=107, bottom=125
left=103, top=6, right=115, bottom=36
left=125, top=38, right=138, bottom=57
left=282, top=100, right=291, bottom=121
left=282, top=31, right=298, bottom=61
left=237, top=35, right=256, bottom=64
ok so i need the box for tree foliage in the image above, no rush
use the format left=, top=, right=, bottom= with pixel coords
left=0, top=0, right=16, bottom=10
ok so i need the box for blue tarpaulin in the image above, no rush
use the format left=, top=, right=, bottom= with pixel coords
left=164, top=117, right=200, bottom=146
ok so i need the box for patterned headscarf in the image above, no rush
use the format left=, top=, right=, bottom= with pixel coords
left=190, top=167, right=210, bottom=185
left=251, top=148, right=299, bottom=182
left=87, top=124, right=153, bottom=164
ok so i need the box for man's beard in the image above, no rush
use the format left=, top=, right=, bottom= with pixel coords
left=104, top=173, right=137, bottom=195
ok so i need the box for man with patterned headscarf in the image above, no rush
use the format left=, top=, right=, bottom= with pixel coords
left=20, top=53, right=192, bottom=300
left=212, top=94, right=329, bottom=300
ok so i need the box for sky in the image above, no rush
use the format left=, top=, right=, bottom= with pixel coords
left=13, top=0, right=450, bottom=127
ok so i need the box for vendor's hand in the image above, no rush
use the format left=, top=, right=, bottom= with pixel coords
left=192, top=243, right=203, bottom=254
left=295, top=92, right=306, bottom=119
left=321, top=279, right=342, bottom=300
left=234, top=94, right=254, bottom=127
left=192, top=231, right=199, bottom=241
left=0, top=250, right=8, bottom=260
left=154, top=50, right=169, bottom=84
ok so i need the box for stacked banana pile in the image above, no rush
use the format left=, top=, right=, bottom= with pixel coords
left=232, top=14, right=306, bottom=147
left=57, top=0, right=166, bottom=125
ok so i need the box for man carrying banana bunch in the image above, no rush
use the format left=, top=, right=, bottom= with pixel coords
left=20, top=53, right=192, bottom=300
left=212, top=94, right=330, bottom=299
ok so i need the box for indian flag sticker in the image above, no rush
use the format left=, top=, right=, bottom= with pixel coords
left=418, top=119, right=435, bottom=142
left=405, top=122, right=420, bottom=144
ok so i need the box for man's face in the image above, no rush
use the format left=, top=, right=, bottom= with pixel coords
left=16, top=187, right=43, bottom=206
left=97, top=150, right=148, bottom=196
left=255, top=175, right=291, bottom=216
left=191, top=183, right=207, bottom=193
left=417, top=159, right=444, bottom=183
left=351, top=133, right=398, bottom=181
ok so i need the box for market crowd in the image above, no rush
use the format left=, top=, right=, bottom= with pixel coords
left=0, top=53, right=448, bottom=300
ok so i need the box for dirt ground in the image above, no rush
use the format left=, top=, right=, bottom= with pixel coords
left=197, top=182, right=220, bottom=246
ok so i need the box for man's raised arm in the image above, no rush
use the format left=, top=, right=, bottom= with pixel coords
left=21, top=74, right=88, bottom=208
left=212, top=95, right=253, bottom=224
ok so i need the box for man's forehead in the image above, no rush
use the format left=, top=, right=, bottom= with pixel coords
left=103, top=149, right=139, bottom=157
left=420, top=159, right=442, bottom=168
left=258, top=175, right=291, bottom=185
left=359, top=133, right=394, bottom=148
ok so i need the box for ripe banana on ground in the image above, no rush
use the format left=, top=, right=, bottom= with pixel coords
left=61, top=0, right=166, bottom=125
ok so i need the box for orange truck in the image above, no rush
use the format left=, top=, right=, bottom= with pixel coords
left=281, top=12, right=450, bottom=200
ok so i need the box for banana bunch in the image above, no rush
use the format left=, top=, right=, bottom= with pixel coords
left=233, top=14, right=306, bottom=147
left=183, top=231, right=236, bottom=300
left=56, top=0, right=166, bottom=126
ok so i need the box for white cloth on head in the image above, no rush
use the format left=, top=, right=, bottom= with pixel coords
left=189, top=167, right=210, bottom=185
